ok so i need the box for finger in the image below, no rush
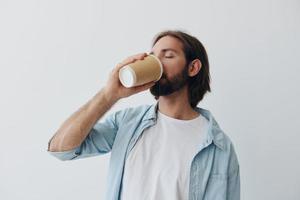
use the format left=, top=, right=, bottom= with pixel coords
left=131, top=52, right=148, bottom=60
left=123, top=53, right=147, bottom=64
left=116, top=52, right=148, bottom=70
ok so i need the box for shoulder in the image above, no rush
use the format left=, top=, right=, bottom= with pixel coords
left=123, top=104, right=153, bottom=116
left=108, top=104, right=154, bottom=124
left=214, top=130, right=240, bottom=173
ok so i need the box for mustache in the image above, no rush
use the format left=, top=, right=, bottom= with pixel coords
left=160, top=73, right=167, bottom=79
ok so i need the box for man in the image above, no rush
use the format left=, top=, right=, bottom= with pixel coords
left=48, top=30, right=240, bottom=200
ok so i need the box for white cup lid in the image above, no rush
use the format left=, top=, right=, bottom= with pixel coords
left=119, top=66, right=137, bottom=88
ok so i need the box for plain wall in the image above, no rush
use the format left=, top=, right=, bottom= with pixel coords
left=0, top=0, right=299, bottom=199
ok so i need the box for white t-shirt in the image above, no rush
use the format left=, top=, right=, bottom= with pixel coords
left=120, top=110, right=209, bottom=200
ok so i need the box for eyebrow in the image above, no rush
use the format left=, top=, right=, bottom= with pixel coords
left=149, top=48, right=179, bottom=55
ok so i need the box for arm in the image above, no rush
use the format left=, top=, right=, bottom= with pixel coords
left=226, top=144, right=241, bottom=200
left=227, top=166, right=240, bottom=200
left=48, top=53, right=155, bottom=155
left=47, top=88, right=117, bottom=152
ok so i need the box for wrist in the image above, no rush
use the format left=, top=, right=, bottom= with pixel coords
left=102, top=87, right=120, bottom=104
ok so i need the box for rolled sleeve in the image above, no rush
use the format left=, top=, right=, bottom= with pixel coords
left=47, top=109, right=125, bottom=161
left=47, top=146, right=82, bottom=161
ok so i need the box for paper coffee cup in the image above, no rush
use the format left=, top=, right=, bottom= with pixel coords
left=119, top=54, right=163, bottom=88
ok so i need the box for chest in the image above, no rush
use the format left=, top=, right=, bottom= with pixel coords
left=126, top=122, right=207, bottom=166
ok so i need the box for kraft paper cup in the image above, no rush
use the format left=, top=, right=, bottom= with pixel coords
left=119, top=54, right=163, bottom=88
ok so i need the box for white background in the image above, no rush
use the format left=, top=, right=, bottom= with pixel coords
left=0, top=0, right=299, bottom=199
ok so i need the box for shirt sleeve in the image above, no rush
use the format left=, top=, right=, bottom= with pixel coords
left=226, top=166, right=240, bottom=200
left=226, top=143, right=241, bottom=200
left=47, top=110, right=123, bottom=161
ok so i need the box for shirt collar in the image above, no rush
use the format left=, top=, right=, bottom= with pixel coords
left=143, top=102, right=226, bottom=151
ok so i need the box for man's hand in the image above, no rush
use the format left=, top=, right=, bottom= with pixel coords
left=103, top=52, right=156, bottom=102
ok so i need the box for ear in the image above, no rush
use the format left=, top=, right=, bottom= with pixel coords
left=188, top=59, right=202, bottom=77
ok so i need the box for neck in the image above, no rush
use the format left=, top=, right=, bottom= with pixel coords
left=157, top=86, right=199, bottom=120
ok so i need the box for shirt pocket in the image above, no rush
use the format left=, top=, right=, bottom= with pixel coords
left=204, top=173, right=228, bottom=200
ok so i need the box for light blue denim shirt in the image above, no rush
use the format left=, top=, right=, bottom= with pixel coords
left=48, top=103, right=240, bottom=200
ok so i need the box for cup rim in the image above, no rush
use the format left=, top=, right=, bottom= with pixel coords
left=119, top=65, right=137, bottom=88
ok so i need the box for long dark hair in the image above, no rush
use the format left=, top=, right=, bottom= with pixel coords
left=152, top=30, right=211, bottom=108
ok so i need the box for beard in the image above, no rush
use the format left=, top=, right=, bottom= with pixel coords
left=150, top=65, right=189, bottom=98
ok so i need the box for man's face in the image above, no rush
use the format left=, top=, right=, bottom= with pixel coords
left=149, top=36, right=189, bottom=97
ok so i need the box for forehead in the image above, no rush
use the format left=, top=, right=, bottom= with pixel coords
left=151, top=35, right=184, bottom=53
